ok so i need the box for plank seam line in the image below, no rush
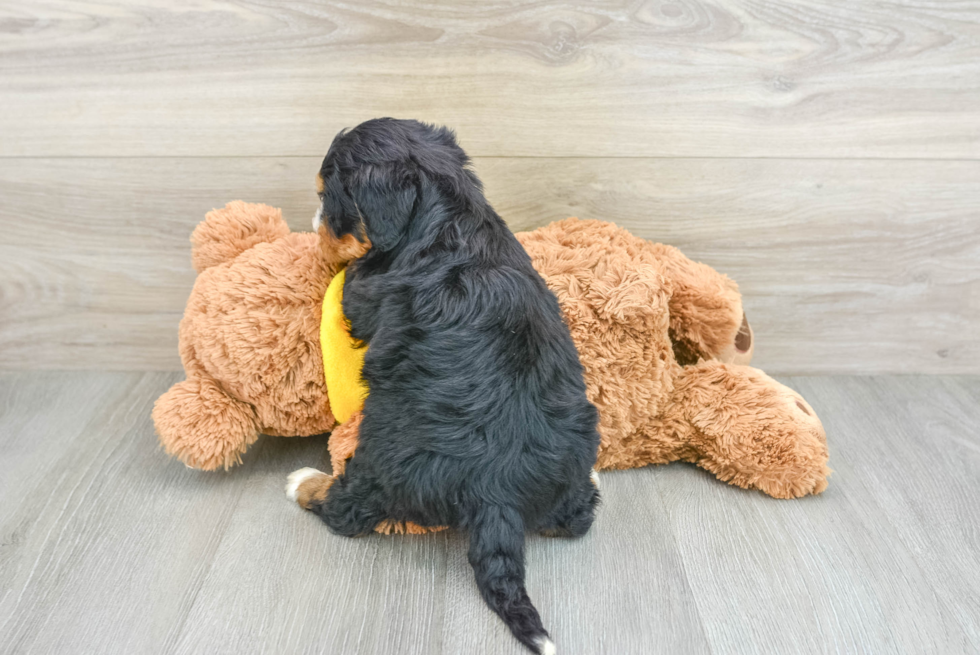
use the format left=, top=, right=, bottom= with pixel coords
left=0, top=156, right=978, bottom=163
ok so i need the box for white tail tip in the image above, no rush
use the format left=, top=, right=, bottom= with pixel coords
left=536, top=637, right=556, bottom=655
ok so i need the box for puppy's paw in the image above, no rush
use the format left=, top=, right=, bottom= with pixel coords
left=286, top=467, right=321, bottom=500
left=286, top=467, right=333, bottom=509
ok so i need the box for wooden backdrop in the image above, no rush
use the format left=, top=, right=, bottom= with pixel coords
left=1, top=1, right=978, bottom=373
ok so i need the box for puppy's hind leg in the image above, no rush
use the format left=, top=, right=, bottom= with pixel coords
left=288, top=458, right=387, bottom=537
left=536, top=476, right=601, bottom=538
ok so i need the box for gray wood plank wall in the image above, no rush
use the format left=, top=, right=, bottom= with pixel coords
left=1, top=1, right=978, bottom=373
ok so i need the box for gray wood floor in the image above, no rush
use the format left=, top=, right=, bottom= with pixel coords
left=1, top=373, right=978, bottom=654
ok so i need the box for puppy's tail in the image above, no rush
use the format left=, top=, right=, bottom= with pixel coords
left=468, top=505, right=555, bottom=655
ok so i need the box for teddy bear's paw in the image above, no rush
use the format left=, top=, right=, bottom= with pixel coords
left=677, top=362, right=830, bottom=498
left=764, top=385, right=831, bottom=497
left=744, top=388, right=830, bottom=498
left=741, top=455, right=831, bottom=499
left=286, top=467, right=333, bottom=509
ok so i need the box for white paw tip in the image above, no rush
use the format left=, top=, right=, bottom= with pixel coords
left=590, top=469, right=600, bottom=490
left=286, top=467, right=324, bottom=501
left=537, top=637, right=556, bottom=655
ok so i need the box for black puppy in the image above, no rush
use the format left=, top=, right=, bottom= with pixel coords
left=293, top=118, right=600, bottom=654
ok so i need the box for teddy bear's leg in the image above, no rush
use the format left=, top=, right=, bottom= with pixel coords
left=535, top=474, right=601, bottom=538
left=152, top=374, right=260, bottom=471
left=663, top=361, right=830, bottom=498
left=642, top=243, right=753, bottom=366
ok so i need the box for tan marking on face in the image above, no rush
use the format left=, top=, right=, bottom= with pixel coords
left=295, top=472, right=333, bottom=509
left=318, top=224, right=372, bottom=262
left=316, top=173, right=325, bottom=194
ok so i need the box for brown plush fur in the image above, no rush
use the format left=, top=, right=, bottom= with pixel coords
left=514, top=219, right=820, bottom=484
left=155, top=203, right=828, bottom=505
left=153, top=202, right=367, bottom=470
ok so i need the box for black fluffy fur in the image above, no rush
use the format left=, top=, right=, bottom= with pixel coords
left=312, top=118, right=601, bottom=654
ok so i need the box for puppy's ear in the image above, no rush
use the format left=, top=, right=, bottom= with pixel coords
left=321, top=171, right=356, bottom=237
left=347, top=164, right=417, bottom=252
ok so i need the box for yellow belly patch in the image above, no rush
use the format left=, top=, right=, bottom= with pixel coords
left=320, top=267, right=368, bottom=424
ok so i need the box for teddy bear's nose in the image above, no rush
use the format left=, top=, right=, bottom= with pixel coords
left=735, top=313, right=752, bottom=353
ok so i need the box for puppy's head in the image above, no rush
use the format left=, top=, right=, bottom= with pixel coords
left=313, top=118, right=474, bottom=252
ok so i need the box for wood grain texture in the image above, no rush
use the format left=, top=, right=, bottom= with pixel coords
left=2, top=157, right=978, bottom=373
left=656, top=375, right=980, bottom=654
left=2, top=372, right=979, bottom=653
left=1, top=0, right=978, bottom=158
left=0, top=372, right=140, bottom=527
left=170, top=436, right=450, bottom=655
left=0, top=371, right=246, bottom=654
left=438, top=472, right=711, bottom=655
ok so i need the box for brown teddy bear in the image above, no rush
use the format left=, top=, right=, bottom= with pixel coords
left=154, top=201, right=829, bottom=504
